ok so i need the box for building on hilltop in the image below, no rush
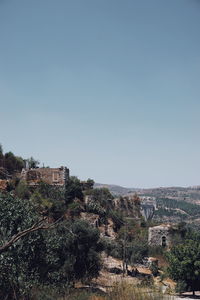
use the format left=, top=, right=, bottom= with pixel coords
left=21, top=166, right=69, bottom=186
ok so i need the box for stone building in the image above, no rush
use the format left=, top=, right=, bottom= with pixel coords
left=21, top=166, right=69, bottom=186
left=148, top=224, right=172, bottom=247
left=0, top=179, right=8, bottom=191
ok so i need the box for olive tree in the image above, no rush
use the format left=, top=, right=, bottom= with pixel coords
left=167, top=238, right=200, bottom=295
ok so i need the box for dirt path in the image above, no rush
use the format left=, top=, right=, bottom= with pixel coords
left=169, top=293, right=200, bottom=300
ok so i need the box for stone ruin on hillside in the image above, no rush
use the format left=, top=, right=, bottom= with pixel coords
left=148, top=224, right=173, bottom=247
left=0, top=179, right=8, bottom=191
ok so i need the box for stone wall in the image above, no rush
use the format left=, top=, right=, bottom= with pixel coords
left=148, top=224, right=172, bottom=247
left=21, top=166, right=69, bottom=186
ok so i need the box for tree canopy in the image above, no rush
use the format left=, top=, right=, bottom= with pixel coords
left=167, top=235, right=200, bottom=295
left=0, top=192, right=103, bottom=299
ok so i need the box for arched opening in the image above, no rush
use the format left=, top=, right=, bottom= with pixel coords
left=162, top=236, right=166, bottom=247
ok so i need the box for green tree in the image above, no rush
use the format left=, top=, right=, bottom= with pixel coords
left=91, top=188, right=114, bottom=209
left=0, top=193, right=45, bottom=299
left=65, top=176, right=84, bottom=204
left=4, top=152, right=24, bottom=175
left=0, top=143, right=3, bottom=155
left=30, top=189, right=53, bottom=214
left=149, top=261, right=159, bottom=277
left=82, top=178, right=95, bottom=191
left=39, top=219, right=103, bottom=287
left=15, top=179, right=30, bottom=199
left=68, top=201, right=83, bottom=219
left=167, top=239, right=200, bottom=295
left=34, top=181, right=66, bottom=219
left=26, top=156, right=40, bottom=169
left=85, top=178, right=94, bottom=189
left=65, top=219, right=102, bottom=282
left=113, top=220, right=148, bottom=266
left=85, top=188, right=115, bottom=229
left=0, top=146, right=25, bottom=179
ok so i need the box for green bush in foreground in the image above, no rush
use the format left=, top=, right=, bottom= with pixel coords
left=167, top=238, right=200, bottom=296
left=0, top=193, right=103, bottom=300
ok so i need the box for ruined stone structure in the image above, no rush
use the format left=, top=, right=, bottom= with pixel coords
left=0, top=179, right=8, bottom=191
left=148, top=224, right=172, bottom=247
left=21, top=166, right=69, bottom=186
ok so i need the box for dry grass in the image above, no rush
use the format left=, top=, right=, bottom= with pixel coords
left=89, top=297, right=105, bottom=300
left=57, top=282, right=174, bottom=300
left=105, top=282, right=172, bottom=300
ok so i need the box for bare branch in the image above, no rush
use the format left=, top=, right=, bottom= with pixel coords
left=0, top=216, right=63, bottom=254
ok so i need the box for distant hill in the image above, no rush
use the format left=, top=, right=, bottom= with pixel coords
left=94, top=183, right=200, bottom=225
left=138, top=186, right=200, bottom=205
left=94, top=183, right=200, bottom=204
left=94, top=183, right=139, bottom=196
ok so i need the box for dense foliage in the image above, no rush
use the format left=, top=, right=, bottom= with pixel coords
left=0, top=151, right=24, bottom=178
left=0, top=144, right=40, bottom=179
left=65, top=176, right=84, bottom=204
left=167, top=231, right=200, bottom=295
left=103, top=219, right=148, bottom=266
left=0, top=193, right=103, bottom=299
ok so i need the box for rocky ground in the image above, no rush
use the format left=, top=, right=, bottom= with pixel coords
left=89, top=254, right=200, bottom=300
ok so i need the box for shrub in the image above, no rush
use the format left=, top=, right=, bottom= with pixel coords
left=149, top=261, right=159, bottom=277
left=0, top=193, right=103, bottom=299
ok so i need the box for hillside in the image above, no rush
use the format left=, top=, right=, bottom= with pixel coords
left=139, top=186, right=200, bottom=205
left=95, top=183, right=200, bottom=204
left=94, top=183, right=140, bottom=196
left=1, top=144, right=200, bottom=298
left=95, top=183, right=200, bottom=225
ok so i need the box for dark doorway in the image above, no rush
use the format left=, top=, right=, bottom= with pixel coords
left=162, top=236, right=166, bottom=247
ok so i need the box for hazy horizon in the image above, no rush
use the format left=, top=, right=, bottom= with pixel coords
left=1, top=0, right=200, bottom=188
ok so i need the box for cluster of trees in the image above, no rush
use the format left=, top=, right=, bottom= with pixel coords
left=0, top=189, right=103, bottom=299
left=0, top=144, right=40, bottom=179
left=85, top=188, right=116, bottom=224
left=103, top=218, right=148, bottom=268
left=167, top=229, right=200, bottom=296
left=0, top=148, right=24, bottom=178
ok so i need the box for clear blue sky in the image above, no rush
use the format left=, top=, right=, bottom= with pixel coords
left=0, top=0, right=200, bottom=188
